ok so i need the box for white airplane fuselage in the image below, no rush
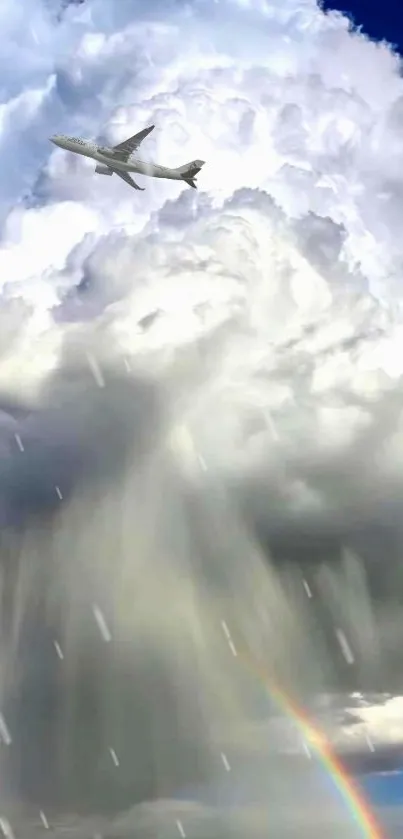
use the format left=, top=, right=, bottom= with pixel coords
left=51, top=135, right=184, bottom=180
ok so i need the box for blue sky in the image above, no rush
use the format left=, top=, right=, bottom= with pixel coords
left=322, top=0, right=403, bottom=54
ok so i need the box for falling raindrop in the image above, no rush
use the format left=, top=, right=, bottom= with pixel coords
left=0, top=817, right=14, bottom=838
left=335, top=627, right=355, bottom=664
left=221, top=619, right=237, bottom=657
left=0, top=714, right=11, bottom=745
left=86, top=352, right=105, bottom=387
left=109, top=747, right=119, bottom=767
left=53, top=640, right=64, bottom=660
left=39, top=811, right=49, bottom=829
left=14, top=433, right=24, bottom=452
left=92, top=604, right=112, bottom=642
left=220, top=752, right=231, bottom=771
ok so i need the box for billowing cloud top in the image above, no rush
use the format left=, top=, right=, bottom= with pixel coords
left=2, top=0, right=403, bottom=832
left=1, top=0, right=403, bottom=641
left=2, top=0, right=403, bottom=655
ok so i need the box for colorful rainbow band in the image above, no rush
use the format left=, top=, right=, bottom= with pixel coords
left=238, top=648, right=385, bottom=839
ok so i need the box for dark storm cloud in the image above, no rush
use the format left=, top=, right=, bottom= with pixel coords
left=0, top=358, right=162, bottom=524
left=0, top=351, right=170, bottom=818
left=239, top=373, right=403, bottom=558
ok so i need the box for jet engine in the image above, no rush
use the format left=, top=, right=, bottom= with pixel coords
left=95, top=164, right=113, bottom=175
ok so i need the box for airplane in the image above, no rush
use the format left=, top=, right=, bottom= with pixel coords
left=49, top=125, right=205, bottom=191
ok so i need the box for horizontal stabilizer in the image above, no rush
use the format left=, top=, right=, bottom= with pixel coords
left=176, top=159, right=205, bottom=179
left=183, top=177, right=197, bottom=189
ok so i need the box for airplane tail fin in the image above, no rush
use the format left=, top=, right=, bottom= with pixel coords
left=176, top=159, right=205, bottom=188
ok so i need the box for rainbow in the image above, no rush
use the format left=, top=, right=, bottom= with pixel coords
left=239, top=649, right=385, bottom=839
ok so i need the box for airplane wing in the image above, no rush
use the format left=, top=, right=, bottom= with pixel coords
left=111, top=169, right=145, bottom=190
left=112, top=125, right=154, bottom=160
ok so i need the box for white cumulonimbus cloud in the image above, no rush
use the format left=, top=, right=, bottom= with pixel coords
left=1, top=0, right=403, bottom=559
left=2, top=4, right=403, bottom=831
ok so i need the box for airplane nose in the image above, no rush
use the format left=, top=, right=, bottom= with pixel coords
left=50, top=135, right=62, bottom=147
